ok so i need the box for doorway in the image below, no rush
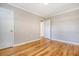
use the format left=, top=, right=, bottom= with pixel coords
left=0, top=7, right=14, bottom=49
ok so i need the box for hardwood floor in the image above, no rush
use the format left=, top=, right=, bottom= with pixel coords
left=0, top=38, right=79, bottom=56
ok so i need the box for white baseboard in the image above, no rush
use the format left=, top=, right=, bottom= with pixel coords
left=51, top=39, right=79, bottom=45
left=13, top=39, right=40, bottom=47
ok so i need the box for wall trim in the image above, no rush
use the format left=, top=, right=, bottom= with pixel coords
left=13, top=39, right=40, bottom=47
left=8, top=3, right=43, bottom=18
left=8, top=3, right=79, bottom=18
left=50, top=8, right=79, bottom=18
left=52, top=39, right=79, bottom=45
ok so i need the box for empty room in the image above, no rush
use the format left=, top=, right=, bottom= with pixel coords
left=0, top=3, right=79, bottom=56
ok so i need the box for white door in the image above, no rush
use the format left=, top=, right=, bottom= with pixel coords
left=0, top=7, right=14, bottom=49
left=40, top=21, right=44, bottom=37
left=44, top=19, right=51, bottom=39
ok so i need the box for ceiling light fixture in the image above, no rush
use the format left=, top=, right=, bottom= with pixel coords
left=41, top=2, right=49, bottom=5
left=43, top=2, right=48, bottom=5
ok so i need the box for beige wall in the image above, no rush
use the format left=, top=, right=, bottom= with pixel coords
left=0, top=4, right=43, bottom=45
left=51, top=9, right=79, bottom=43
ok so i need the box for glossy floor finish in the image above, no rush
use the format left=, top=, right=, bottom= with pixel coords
left=0, top=38, right=79, bottom=56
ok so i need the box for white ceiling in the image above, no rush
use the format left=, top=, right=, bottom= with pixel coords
left=9, top=3, right=79, bottom=18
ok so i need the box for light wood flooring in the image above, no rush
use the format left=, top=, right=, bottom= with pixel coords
left=0, top=38, right=79, bottom=56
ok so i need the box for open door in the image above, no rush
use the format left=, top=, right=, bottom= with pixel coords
left=0, top=7, right=14, bottom=49
left=43, top=19, right=52, bottom=48
left=44, top=19, right=51, bottom=39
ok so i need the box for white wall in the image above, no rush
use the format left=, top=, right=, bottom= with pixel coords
left=14, top=8, right=42, bottom=45
left=51, top=9, right=79, bottom=43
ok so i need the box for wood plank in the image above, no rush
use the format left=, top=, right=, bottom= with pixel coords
left=0, top=38, right=79, bottom=56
